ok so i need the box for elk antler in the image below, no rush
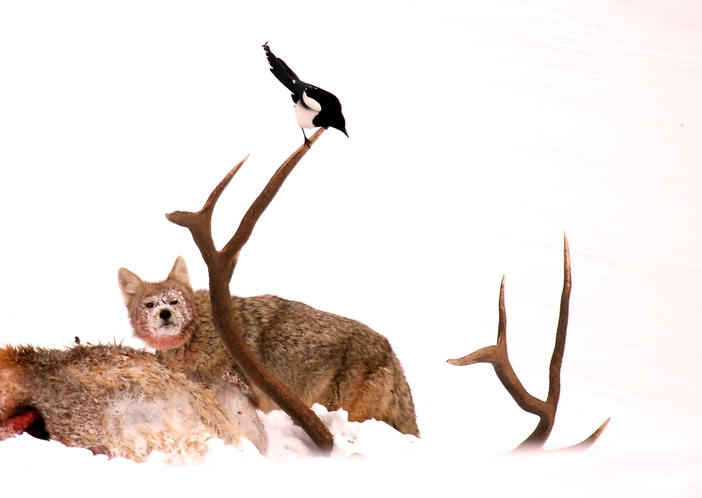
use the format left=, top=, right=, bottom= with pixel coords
left=447, top=234, right=609, bottom=451
left=166, top=128, right=334, bottom=454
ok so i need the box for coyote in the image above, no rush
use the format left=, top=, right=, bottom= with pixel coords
left=0, top=343, right=267, bottom=463
left=118, top=256, right=420, bottom=437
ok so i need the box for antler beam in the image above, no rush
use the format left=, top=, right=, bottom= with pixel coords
left=448, top=234, right=609, bottom=451
left=167, top=128, right=334, bottom=453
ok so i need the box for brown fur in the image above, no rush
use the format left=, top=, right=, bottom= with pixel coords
left=0, top=343, right=267, bottom=463
left=118, top=257, right=420, bottom=437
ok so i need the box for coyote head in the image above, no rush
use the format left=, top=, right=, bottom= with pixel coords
left=118, top=257, right=197, bottom=350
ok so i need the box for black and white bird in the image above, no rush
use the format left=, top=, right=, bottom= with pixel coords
left=263, top=42, right=348, bottom=147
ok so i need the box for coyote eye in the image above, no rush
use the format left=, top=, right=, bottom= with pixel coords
left=169, top=300, right=179, bottom=306
left=145, top=302, right=155, bottom=309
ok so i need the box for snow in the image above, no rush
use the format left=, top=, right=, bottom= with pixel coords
left=1, top=0, right=701, bottom=495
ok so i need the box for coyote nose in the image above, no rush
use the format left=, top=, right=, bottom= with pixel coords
left=159, top=309, right=172, bottom=321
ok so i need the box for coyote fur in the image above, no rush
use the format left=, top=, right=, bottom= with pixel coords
left=0, top=343, right=267, bottom=463
left=118, top=256, right=420, bottom=437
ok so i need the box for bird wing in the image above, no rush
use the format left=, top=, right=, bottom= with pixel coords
left=305, top=86, right=348, bottom=136
left=304, top=86, right=340, bottom=110
left=298, top=85, right=321, bottom=111
left=263, top=42, right=300, bottom=95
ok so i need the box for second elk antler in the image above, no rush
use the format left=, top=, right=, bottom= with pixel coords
left=448, top=234, right=609, bottom=451
left=167, top=128, right=334, bottom=453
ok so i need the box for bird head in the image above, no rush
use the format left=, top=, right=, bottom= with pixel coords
left=330, top=114, right=348, bottom=137
left=313, top=94, right=348, bottom=137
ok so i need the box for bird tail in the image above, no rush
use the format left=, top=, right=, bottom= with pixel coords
left=263, top=42, right=298, bottom=93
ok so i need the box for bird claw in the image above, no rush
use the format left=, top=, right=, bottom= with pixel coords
left=301, top=128, right=312, bottom=149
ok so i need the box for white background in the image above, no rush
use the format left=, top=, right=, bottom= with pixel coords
left=1, top=0, right=701, bottom=495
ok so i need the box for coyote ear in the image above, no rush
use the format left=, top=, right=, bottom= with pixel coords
left=168, top=256, right=191, bottom=287
left=118, top=268, right=143, bottom=306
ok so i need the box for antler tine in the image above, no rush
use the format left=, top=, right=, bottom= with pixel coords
left=166, top=155, right=250, bottom=259
left=517, top=234, right=572, bottom=447
left=446, top=276, right=507, bottom=367
left=497, top=275, right=507, bottom=345
left=166, top=129, right=324, bottom=281
left=222, top=128, right=325, bottom=265
left=448, top=276, right=545, bottom=421
left=548, top=233, right=572, bottom=402
left=564, top=417, right=611, bottom=451
left=166, top=127, right=333, bottom=454
left=447, top=275, right=508, bottom=367
left=167, top=154, right=249, bottom=225
left=448, top=234, right=608, bottom=452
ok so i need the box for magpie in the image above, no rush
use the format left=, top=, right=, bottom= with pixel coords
left=263, top=42, right=348, bottom=147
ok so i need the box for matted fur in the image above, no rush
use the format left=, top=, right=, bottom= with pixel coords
left=118, top=257, right=420, bottom=437
left=0, top=344, right=267, bottom=463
